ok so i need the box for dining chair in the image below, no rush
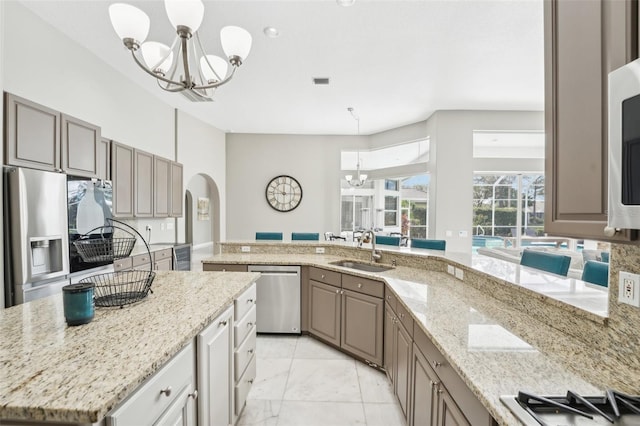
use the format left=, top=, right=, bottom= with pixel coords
left=292, top=232, right=320, bottom=241
left=519, top=249, right=571, bottom=276
left=581, top=260, right=609, bottom=287
left=375, top=235, right=401, bottom=246
left=410, top=238, right=446, bottom=251
left=255, top=232, right=283, bottom=241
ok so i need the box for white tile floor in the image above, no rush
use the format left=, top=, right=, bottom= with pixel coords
left=237, top=335, right=405, bottom=426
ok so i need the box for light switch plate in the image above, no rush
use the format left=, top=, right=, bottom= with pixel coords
left=619, top=271, right=640, bottom=307
left=315, top=247, right=325, bottom=254
left=241, top=246, right=251, bottom=253
left=447, top=265, right=455, bottom=275
left=455, top=268, right=464, bottom=280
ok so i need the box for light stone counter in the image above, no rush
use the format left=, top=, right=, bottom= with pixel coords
left=202, top=249, right=630, bottom=426
left=0, top=270, right=259, bottom=423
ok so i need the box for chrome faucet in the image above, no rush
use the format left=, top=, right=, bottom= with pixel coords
left=358, top=228, right=382, bottom=263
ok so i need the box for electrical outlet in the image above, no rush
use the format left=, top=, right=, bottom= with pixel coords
left=458, top=230, right=468, bottom=238
left=160, top=223, right=166, bottom=231
left=455, top=268, right=464, bottom=280
left=145, top=225, right=152, bottom=231
left=315, top=247, right=325, bottom=254
left=445, top=230, right=453, bottom=237
left=241, top=246, right=251, bottom=253
left=447, top=265, right=455, bottom=275
left=619, top=271, right=640, bottom=307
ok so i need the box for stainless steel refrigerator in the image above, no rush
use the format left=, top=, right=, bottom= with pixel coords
left=3, top=167, right=70, bottom=307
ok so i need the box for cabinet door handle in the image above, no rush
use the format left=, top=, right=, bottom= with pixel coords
left=357, top=283, right=362, bottom=288
left=248, top=348, right=254, bottom=354
left=340, top=290, right=344, bottom=295
left=399, top=313, right=405, bottom=319
left=247, top=322, right=253, bottom=327
left=219, top=320, right=228, bottom=326
left=386, top=295, right=391, bottom=300
left=247, top=298, right=254, bottom=304
left=321, top=274, right=326, bottom=279
left=188, top=390, right=198, bottom=400
left=336, top=289, right=340, bottom=294
left=433, top=361, right=442, bottom=368
left=160, top=386, right=172, bottom=397
left=222, top=268, right=227, bottom=272
left=248, top=378, right=255, bottom=384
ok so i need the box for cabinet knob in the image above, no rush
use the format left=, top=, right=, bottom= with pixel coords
left=188, top=390, right=198, bottom=400
left=336, top=289, right=340, bottom=294
left=430, top=380, right=438, bottom=387
left=357, top=283, right=362, bottom=288
left=222, top=268, right=227, bottom=272
left=399, top=313, right=404, bottom=319
left=219, top=320, right=228, bottom=326
left=433, top=361, right=442, bottom=368
left=247, top=322, right=253, bottom=327
left=604, top=226, right=620, bottom=237
left=248, top=378, right=255, bottom=384
left=321, top=274, right=326, bottom=279
left=386, top=295, right=391, bottom=300
left=160, top=386, right=172, bottom=397
left=247, top=298, right=254, bottom=304
left=248, top=348, right=254, bottom=354
left=341, top=290, right=345, bottom=295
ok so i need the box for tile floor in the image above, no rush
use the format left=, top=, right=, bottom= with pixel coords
left=237, top=335, right=405, bottom=426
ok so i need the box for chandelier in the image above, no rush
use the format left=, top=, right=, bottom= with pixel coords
left=345, top=107, right=368, bottom=187
left=108, top=0, right=252, bottom=101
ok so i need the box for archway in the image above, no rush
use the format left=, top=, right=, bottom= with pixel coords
left=184, top=173, right=222, bottom=254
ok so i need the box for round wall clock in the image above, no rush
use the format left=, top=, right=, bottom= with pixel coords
left=265, top=175, right=303, bottom=212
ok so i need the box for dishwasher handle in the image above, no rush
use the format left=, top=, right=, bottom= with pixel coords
left=255, top=271, right=299, bottom=276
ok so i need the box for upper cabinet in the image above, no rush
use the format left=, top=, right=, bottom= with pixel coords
left=134, top=149, right=154, bottom=218
left=154, top=156, right=171, bottom=218
left=170, top=161, right=184, bottom=218
left=544, top=0, right=638, bottom=241
left=112, top=141, right=135, bottom=218
left=4, top=93, right=103, bottom=178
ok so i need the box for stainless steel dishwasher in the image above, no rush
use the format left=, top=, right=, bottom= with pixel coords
left=247, top=265, right=301, bottom=334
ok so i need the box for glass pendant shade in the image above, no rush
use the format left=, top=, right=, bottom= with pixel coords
left=108, top=3, right=150, bottom=43
left=141, top=42, right=174, bottom=73
left=220, top=26, right=253, bottom=61
left=345, top=175, right=353, bottom=182
left=360, top=174, right=368, bottom=182
left=200, top=55, right=229, bottom=82
left=164, top=0, right=204, bottom=32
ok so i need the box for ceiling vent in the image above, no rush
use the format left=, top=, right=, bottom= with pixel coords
left=312, top=77, right=330, bottom=85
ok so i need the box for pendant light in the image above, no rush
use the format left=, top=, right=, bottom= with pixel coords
left=345, top=107, right=368, bottom=187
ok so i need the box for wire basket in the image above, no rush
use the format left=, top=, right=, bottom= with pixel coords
left=80, top=270, right=155, bottom=308
left=74, top=237, right=136, bottom=263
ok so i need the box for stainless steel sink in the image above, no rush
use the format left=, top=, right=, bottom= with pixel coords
left=329, top=260, right=394, bottom=273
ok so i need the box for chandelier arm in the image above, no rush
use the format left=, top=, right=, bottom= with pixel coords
left=130, top=50, right=186, bottom=88
left=194, top=32, right=223, bottom=82
left=194, top=66, right=237, bottom=90
left=180, top=36, right=192, bottom=88
left=156, top=79, right=189, bottom=92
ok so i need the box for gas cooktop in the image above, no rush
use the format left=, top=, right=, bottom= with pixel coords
left=501, top=390, right=640, bottom=425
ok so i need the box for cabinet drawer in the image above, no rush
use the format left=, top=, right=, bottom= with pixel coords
left=342, top=274, right=384, bottom=298
left=309, top=267, right=341, bottom=287
left=234, top=305, right=257, bottom=347
left=132, top=253, right=152, bottom=268
left=234, top=283, right=257, bottom=321
left=153, top=248, right=173, bottom=262
left=234, top=326, right=257, bottom=382
left=414, top=324, right=445, bottom=368
left=203, top=263, right=248, bottom=272
left=384, top=286, right=397, bottom=312
left=234, top=354, right=257, bottom=416
left=396, top=302, right=414, bottom=338
left=106, top=343, right=194, bottom=425
left=113, top=257, right=133, bottom=271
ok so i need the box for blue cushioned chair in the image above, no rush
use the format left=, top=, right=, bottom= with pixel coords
left=375, top=235, right=401, bottom=246
left=292, top=232, right=319, bottom=241
left=520, top=249, right=571, bottom=276
left=601, top=251, right=610, bottom=263
left=581, top=260, right=609, bottom=287
left=410, top=238, right=446, bottom=251
left=255, top=232, right=283, bottom=241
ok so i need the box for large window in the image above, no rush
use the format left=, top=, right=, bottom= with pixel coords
left=472, top=174, right=544, bottom=238
left=341, top=194, right=373, bottom=232
left=401, top=174, right=429, bottom=238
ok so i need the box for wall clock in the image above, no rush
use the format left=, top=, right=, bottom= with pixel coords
left=265, top=175, right=303, bottom=212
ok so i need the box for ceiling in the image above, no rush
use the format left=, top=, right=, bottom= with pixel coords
left=17, top=0, right=544, bottom=135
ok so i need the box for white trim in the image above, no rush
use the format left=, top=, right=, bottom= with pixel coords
left=192, top=241, right=214, bottom=251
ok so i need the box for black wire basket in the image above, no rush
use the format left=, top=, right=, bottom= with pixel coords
left=80, top=270, right=155, bottom=307
left=77, top=219, right=155, bottom=308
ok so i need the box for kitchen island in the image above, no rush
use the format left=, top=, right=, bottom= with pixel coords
left=202, top=242, right=637, bottom=426
left=0, top=270, right=259, bottom=424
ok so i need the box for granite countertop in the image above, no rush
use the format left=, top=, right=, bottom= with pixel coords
left=201, top=251, right=611, bottom=426
left=0, top=271, right=259, bottom=423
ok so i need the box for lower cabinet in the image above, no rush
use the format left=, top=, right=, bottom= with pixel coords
left=203, top=263, right=249, bottom=272
left=106, top=343, right=197, bottom=426
left=308, top=267, right=384, bottom=366
left=233, top=283, right=257, bottom=421
left=385, top=301, right=413, bottom=422
left=197, top=305, right=234, bottom=426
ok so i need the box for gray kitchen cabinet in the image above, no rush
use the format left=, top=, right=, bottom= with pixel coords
left=308, top=268, right=384, bottom=367
left=197, top=305, right=234, bottom=426
left=170, top=161, right=184, bottom=217
left=233, top=284, right=257, bottom=422
left=154, top=156, right=171, bottom=217
left=308, top=278, right=342, bottom=347
left=134, top=149, right=154, bottom=217
left=4, top=92, right=60, bottom=172
left=394, top=310, right=413, bottom=422
left=384, top=302, right=396, bottom=383
left=438, top=387, right=470, bottom=426
left=98, top=138, right=110, bottom=181
left=203, top=263, right=248, bottom=272
left=61, top=113, right=101, bottom=178
left=544, top=0, right=637, bottom=240
left=410, top=341, right=439, bottom=426
left=154, top=257, right=173, bottom=271
left=111, top=141, right=135, bottom=218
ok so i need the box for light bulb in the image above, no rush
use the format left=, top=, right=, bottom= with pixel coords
left=141, top=42, right=174, bottom=74
left=200, top=55, right=229, bottom=82
left=164, top=0, right=204, bottom=32
left=221, top=26, right=252, bottom=63
left=108, top=3, right=150, bottom=44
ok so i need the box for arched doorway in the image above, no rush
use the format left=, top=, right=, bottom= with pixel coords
left=183, top=173, right=222, bottom=254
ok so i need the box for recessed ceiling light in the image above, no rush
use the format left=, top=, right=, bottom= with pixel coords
left=312, top=77, right=330, bottom=85
left=263, top=27, right=280, bottom=38
left=336, top=0, right=355, bottom=6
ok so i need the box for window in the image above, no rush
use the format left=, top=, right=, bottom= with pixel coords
left=385, top=179, right=399, bottom=191
left=384, top=196, right=398, bottom=226
left=401, top=174, right=429, bottom=238
left=341, top=194, right=373, bottom=233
